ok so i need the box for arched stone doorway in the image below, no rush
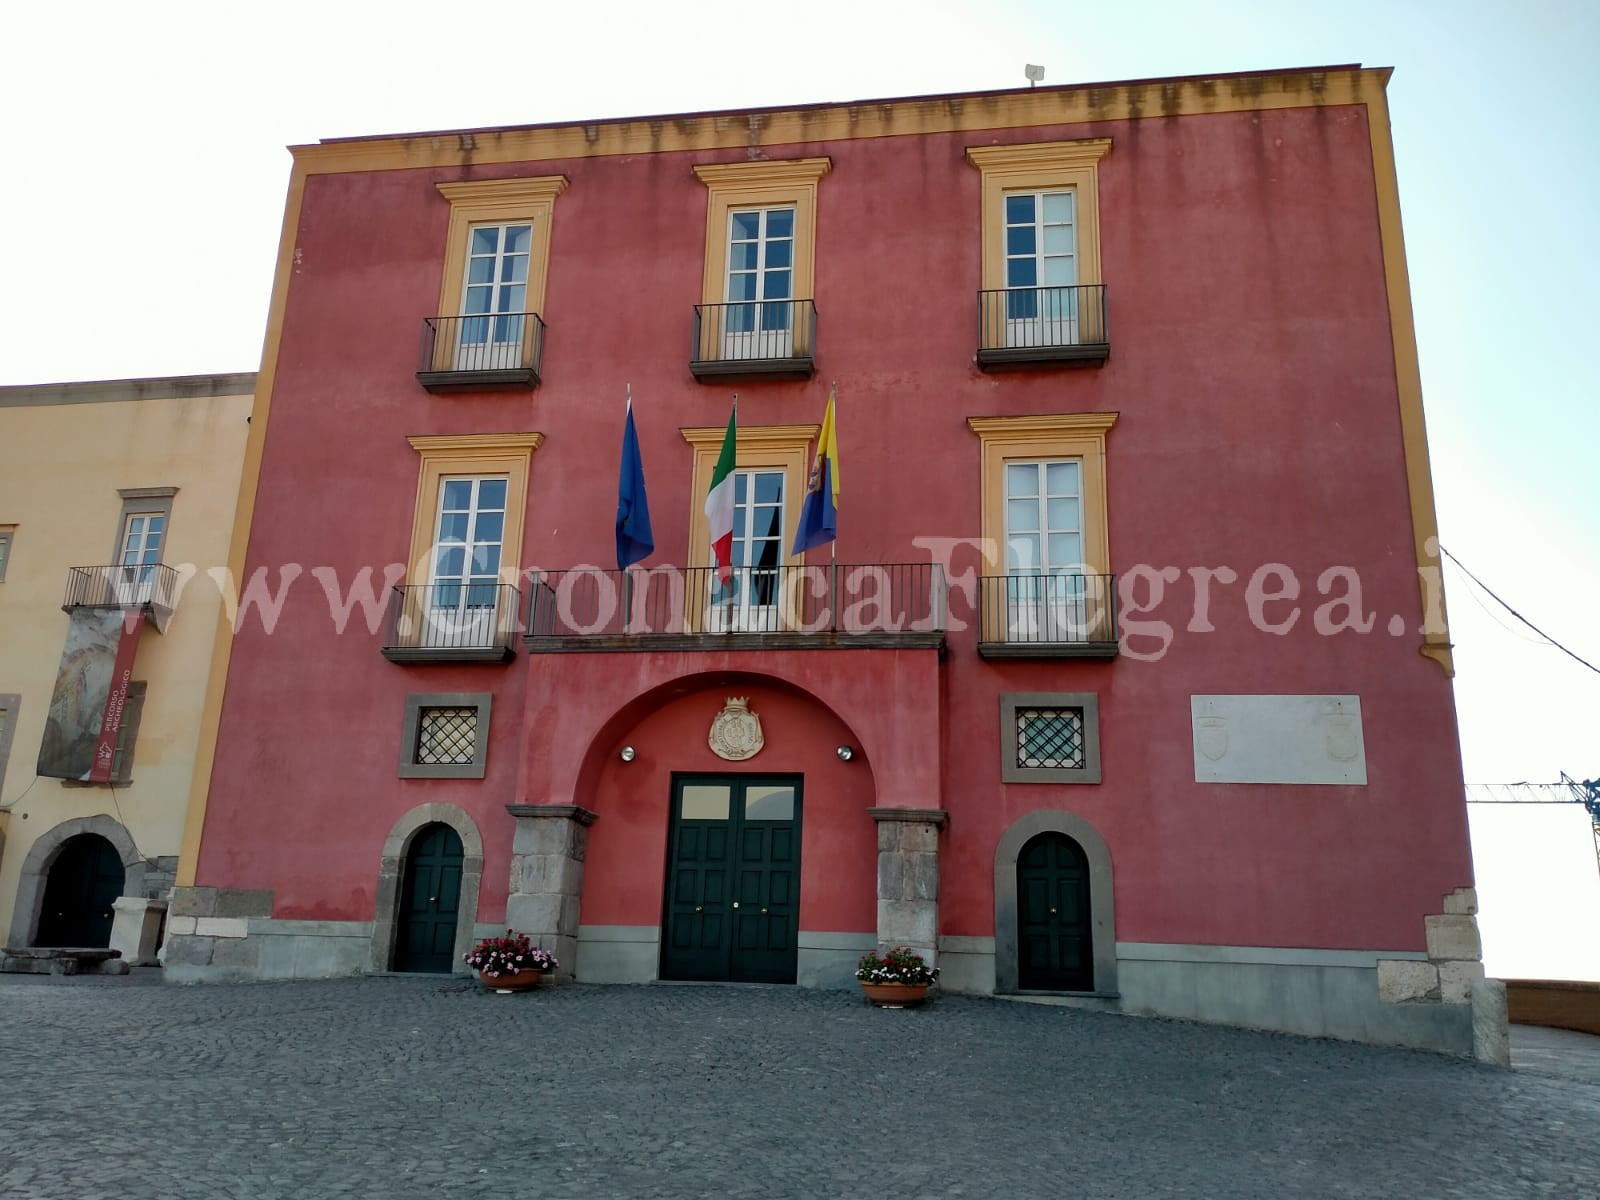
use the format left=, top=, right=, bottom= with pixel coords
left=7, top=816, right=145, bottom=950
left=36, top=835, right=125, bottom=948
left=995, top=810, right=1117, bottom=995
left=370, top=804, right=483, bottom=975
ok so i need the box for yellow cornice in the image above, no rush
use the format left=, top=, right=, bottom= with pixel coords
left=691, top=157, right=832, bottom=187
left=967, top=412, right=1119, bottom=441
left=681, top=423, right=819, bottom=450
left=435, top=176, right=569, bottom=206
left=407, top=432, right=544, bottom=455
left=965, top=139, right=1112, bottom=171
left=290, top=67, right=1383, bottom=177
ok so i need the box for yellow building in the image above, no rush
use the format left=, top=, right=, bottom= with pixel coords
left=0, top=373, right=252, bottom=965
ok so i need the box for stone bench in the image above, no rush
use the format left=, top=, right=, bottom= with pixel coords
left=0, top=947, right=129, bottom=976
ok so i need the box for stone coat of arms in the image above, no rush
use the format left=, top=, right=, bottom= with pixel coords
left=1194, top=716, right=1229, bottom=762
left=709, top=697, right=764, bottom=761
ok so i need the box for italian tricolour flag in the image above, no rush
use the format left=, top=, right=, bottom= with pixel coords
left=705, top=401, right=737, bottom=584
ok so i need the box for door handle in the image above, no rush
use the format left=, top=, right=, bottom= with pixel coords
left=732, top=901, right=740, bottom=909
left=760, top=908, right=768, bottom=915
left=1049, top=907, right=1057, bottom=915
left=694, top=906, right=703, bottom=913
left=429, top=897, right=438, bottom=905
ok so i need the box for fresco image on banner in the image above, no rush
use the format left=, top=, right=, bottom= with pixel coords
left=37, top=608, right=130, bottom=780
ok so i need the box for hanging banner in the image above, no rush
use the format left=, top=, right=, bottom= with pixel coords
left=37, top=608, right=143, bottom=781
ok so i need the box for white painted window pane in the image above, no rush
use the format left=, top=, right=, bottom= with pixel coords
left=1043, top=192, right=1074, bottom=222
left=477, top=479, right=507, bottom=509
left=1043, top=258, right=1075, bottom=286
left=1007, top=499, right=1038, bottom=533
left=468, top=258, right=494, bottom=284
left=1007, top=226, right=1036, bottom=255
left=766, top=208, right=794, bottom=239
left=1005, top=194, right=1034, bottom=223
left=1008, top=533, right=1040, bottom=570
left=471, top=227, right=498, bottom=254
left=1045, top=461, right=1079, bottom=495
left=1006, top=463, right=1039, bottom=498
left=731, top=211, right=761, bottom=239
left=1048, top=534, right=1083, bottom=567
left=504, top=225, right=532, bottom=254
left=1046, top=497, right=1081, bottom=533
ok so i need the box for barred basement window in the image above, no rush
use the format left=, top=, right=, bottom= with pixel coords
left=1016, top=706, right=1085, bottom=770
left=1000, top=691, right=1101, bottom=784
left=416, top=706, right=477, bottom=765
left=398, top=692, right=493, bottom=780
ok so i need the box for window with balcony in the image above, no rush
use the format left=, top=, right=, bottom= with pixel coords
left=419, top=176, right=567, bottom=392
left=691, top=158, right=829, bottom=380
left=967, top=139, right=1111, bottom=368
left=62, top=487, right=179, bottom=629
left=382, top=434, right=541, bottom=663
left=969, top=414, right=1118, bottom=658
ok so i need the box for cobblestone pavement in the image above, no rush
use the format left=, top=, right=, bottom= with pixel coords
left=2, top=973, right=1597, bottom=1200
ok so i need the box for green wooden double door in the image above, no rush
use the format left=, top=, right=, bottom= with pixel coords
left=661, top=775, right=802, bottom=984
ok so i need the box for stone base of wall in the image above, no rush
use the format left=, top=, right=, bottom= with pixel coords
left=572, top=925, right=877, bottom=988
left=937, top=937, right=1477, bottom=1057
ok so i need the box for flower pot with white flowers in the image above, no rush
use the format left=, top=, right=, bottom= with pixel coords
left=855, top=946, right=938, bottom=1007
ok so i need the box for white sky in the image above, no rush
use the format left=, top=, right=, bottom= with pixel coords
left=2, top=0, right=1594, bottom=976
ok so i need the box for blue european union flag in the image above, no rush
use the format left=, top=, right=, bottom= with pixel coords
left=616, top=400, right=654, bottom=570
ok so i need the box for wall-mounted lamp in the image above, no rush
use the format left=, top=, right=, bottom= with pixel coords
left=836, top=745, right=854, bottom=762
left=619, top=746, right=637, bottom=763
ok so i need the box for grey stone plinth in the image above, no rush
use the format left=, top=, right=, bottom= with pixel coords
left=1442, top=887, right=1478, bottom=915
left=505, top=805, right=597, bottom=980
left=870, top=809, right=946, bottom=969
left=110, top=897, right=167, bottom=966
left=1471, top=978, right=1510, bottom=1066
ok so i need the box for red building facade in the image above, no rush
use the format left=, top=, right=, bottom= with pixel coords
left=165, top=66, right=1493, bottom=1054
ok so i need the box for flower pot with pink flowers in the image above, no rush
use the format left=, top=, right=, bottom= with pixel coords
left=856, top=946, right=938, bottom=1007
left=464, top=930, right=557, bottom=993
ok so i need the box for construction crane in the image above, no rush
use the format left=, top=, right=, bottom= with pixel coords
left=1466, top=775, right=1600, bottom=881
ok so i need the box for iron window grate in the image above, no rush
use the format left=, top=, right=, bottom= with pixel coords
left=416, top=706, right=478, bottom=765
left=1016, top=706, right=1086, bottom=770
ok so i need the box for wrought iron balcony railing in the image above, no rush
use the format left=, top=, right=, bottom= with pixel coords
left=977, top=573, right=1119, bottom=659
left=417, top=313, right=545, bottom=392
left=525, top=563, right=944, bottom=651
left=691, top=300, right=817, bottom=380
left=382, top=583, right=521, bottom=663
left=977, top=284, right=1109, bottom=369
left=62, top=564, right=179, bottom=629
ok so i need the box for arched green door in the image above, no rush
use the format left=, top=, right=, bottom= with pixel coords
left=395, top=823, right=464, bottom=973
left=36, top=834, right=125, bottom=948
left=1017, top=832, right=1093, bottom=991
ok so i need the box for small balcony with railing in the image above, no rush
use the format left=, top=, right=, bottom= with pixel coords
left=977, top=284, right=1109, bottom=369
left=976, top=573, right=1119, bottom=659
left=417, top=313, right=545, bottom=392
left=381, top=583, right=521, bottom=663
left=690, top=300, right=817, bottom=381
left=62, top=564, right=180, bottom=631
left=524, top=563, right=943, bottom=652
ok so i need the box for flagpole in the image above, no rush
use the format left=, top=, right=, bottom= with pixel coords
left=724, top=393, right=737, bottom=629
left=828, top=382, right=838, bottom=632
left=622, top=383, right=633, bottom=634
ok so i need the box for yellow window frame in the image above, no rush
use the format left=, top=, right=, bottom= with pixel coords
left=966, top=139, right=1112, bottom=292
left=967, top=413, right=1118, bottom=576
left=405, top=433, right=543, bottom=584
left=434, top=176, right=569, bottom=326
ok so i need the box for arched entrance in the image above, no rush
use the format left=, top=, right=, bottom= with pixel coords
left=994, top=810, right=1117, bottom=995
left=394, top=823, right=465, bottom=973
left=1016, top=832, right=1093, bottom=991
left=35, top=834, right=125, bottom=948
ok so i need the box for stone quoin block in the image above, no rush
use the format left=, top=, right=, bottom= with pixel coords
left=1439, top=960, right=1486, bottom=1005
left=1442, top=887, right=1478, bottom=915
left=1425, top=914, right=1483, bottom=963
left=1377, top=959, right=1439, bottom=1003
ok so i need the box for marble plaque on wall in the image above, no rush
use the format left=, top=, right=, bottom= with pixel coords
left=1190, top=694, right=1367, bottom=785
